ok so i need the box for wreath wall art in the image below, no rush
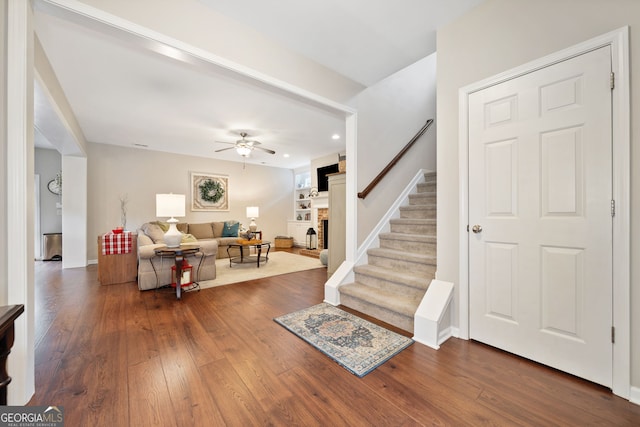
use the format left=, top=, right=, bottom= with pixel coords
left=190, top=172, right=229, bottom=211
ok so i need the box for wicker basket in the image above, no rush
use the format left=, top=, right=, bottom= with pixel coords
left=274, top=237, right=294, bottom=248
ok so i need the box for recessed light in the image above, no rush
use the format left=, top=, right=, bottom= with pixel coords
left=332, top=134, right=340, bottom=140
left=283, top=153, right=290, bottom=158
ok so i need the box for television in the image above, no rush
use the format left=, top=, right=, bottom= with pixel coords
left=316, top=163, right=339, bottom=192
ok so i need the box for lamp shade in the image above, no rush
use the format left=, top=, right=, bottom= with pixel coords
left=246, top=206, right=259, bottom=219
left=156, top=194, right=185, bottom=218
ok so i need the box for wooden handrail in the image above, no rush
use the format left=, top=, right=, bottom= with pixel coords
left=357, top=118, right=434, bottom=199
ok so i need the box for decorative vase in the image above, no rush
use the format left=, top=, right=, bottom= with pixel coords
left=338, top=154, right=346, bottom=172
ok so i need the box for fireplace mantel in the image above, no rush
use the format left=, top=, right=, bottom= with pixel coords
left=310, top=194, right=328, bottom=209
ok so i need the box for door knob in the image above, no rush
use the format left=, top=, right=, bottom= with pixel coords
left=472, top=225, right=483, bottom=234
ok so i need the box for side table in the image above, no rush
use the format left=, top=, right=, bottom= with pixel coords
left=152, top=245, right=201, bottom=300
left=97, top=233, right=137, bottom=285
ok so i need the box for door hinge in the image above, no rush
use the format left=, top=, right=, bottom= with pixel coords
left=466, top=224, right=469, bottom=232
left=611, top=199, right=616, bottom=217
left=610, top=72, right=615, bottom=90
left=612, top=326, right=615, bottom=343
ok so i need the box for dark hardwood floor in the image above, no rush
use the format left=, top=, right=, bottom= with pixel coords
left=29, top=259, right=640, bottom=426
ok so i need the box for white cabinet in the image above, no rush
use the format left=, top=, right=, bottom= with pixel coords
left=327, top=172, right=346, bottom=276
left=287, top=220, right=311, bottom=247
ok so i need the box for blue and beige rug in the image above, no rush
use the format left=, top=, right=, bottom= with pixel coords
left=274, top=303, right=413, bottom=377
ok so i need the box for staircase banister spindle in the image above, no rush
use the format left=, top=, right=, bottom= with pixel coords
left=357, top=118, right=434, bottom=199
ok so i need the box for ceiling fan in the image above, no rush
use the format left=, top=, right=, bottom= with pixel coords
left=215, top=132, right=276, bottom=157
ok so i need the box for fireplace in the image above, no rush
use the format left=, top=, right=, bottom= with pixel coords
left=322, top=220, right=329, bottom=249
left=317, top=208, right=328, bottom=250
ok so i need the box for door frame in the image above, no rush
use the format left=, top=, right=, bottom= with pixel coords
left=458, top=27, right=630, bottom=398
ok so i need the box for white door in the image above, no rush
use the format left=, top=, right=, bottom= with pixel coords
left=468, top=46, right=612, bottom=387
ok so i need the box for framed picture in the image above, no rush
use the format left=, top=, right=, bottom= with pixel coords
left=191, top=172, right=229, bottom=211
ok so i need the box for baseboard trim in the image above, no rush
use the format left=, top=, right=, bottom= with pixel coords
left=630, top=386, right=640, bottom=406
left=88, top=259, right=98, bottom=265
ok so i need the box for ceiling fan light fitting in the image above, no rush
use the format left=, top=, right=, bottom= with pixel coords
left=236, top=146, right=252, bottom=157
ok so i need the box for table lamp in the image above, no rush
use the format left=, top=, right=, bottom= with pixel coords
left=246, top=206, right=259, bottom=232
left=156, top=193, right=185, bottom=248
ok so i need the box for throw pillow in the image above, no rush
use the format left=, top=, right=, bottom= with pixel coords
left=189, top=223, right=214, bottom=239
left=212, top=222, right=224, bottom=238
left=222, top=221, right=240, bottom=237
left=181, top=233, right=198, bottom=243
left=150, top=221, right=169, bottom=232
left=142, top=222, right=165, bottom=243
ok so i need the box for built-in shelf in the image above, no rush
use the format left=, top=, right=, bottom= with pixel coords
left=294, top=171, right=312, bottom=222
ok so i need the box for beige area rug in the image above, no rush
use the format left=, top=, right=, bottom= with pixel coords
left=198, top=251, right=325, bottom=289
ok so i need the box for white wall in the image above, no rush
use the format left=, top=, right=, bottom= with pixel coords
left=437, top=0, right=640, bottom=391
left=350, top=53, right=437, bottom=245
left=87, top=142, right=293, bottom=260
left=34, top=148, right=61, bottom=234
left=62, top=155, right=87, bottom=268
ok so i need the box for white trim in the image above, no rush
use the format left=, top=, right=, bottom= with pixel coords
left=413, top=279, right=454, bottom=350
left=458, top=27, right=630, bottom=399
left=6, top=0, right=36, bottom=404
left=630, top=386, right=640, bottom=406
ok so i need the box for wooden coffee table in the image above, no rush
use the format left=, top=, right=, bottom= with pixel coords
left=227, top=241, right=271, bottom=268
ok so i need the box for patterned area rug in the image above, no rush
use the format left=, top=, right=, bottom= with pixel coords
left=274, top=303, right=413, bottom=377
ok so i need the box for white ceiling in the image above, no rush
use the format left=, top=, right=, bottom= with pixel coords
left=33, top=0, right=483, bottom=169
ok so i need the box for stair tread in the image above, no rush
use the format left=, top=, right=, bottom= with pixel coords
left=354, top=264, right=431, bottom=290
left=379, top=232, right=436, bottom=242
left=341, top=282, right=421, bottom=317
left=400, top=204, right=436, bottom=210
left=368, top=247, right=436, bottom=264
left=390, top=218, right=436, bottom=224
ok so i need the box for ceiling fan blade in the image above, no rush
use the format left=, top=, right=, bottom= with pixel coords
left=214, top=140, right=236, bottom=145
left=244, top=140, right=261, bottom=146
left=214, top=146, right=236, bottom=153
left=254, top=146, right=276, bottom=155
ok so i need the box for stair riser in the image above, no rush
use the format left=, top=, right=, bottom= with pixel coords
left=368, top=255, right=436, bottom=275
left=409, top=194, right=436, bottom=205
left=417, top=182, right=437, bottom=193
left=399, top=207, right=436, bottom=219
left=379, top=238, right=436, bottom=255
left=340, top=294, right=414, bottom=333
left=390, top=222, right=436, bottom=235
left=354, top=273, right=428, bottom=298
